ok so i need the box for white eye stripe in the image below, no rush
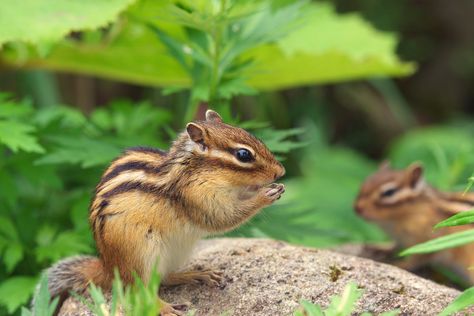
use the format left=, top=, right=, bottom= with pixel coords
left=380, top=182, right=398, bottom=192
left=207, top=149, right=255, bottom=168
left=184, top=139, right=256, bottom=168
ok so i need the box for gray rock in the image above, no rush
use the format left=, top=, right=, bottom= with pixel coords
left=59, top=238, right=469, bottom=316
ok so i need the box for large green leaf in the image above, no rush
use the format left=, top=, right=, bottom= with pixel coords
left=0, top=0, right=137, bottom=45
left=3, top=1, right=414, bottom=89
left=245, top=2, right=415, bottom=89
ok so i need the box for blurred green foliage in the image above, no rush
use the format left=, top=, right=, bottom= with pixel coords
left=0, top=0, right=473, bottom=315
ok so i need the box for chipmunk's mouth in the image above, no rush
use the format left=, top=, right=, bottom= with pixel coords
left=247, top=185, right=262, bottom=191
left=246, top=181, right=273, bottom=192
left=238, top=182, right=275, bottom=200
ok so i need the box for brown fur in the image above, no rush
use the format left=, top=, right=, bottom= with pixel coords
left=36, top=110, right=285, bottom=314
left=354, top=162, right=474, bottom=284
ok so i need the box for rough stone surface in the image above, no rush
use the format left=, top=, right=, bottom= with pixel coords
left=59, top=238, right=469, bottom=316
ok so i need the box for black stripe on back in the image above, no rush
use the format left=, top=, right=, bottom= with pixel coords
left=96, top=199, right=109, bottom=215
left=98, top=161, right=162, bottom=188
left=101, top=181, right=161, bottom=199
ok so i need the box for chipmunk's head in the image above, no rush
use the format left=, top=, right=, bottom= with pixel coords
left=354, top=161, right=426, bottom=221
left=176, top=110, right=285, bottom=189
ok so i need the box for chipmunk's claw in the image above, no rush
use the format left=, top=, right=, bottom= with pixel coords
left=159, top=301, right=188, bottom=316
left=163, top=269, right=224, bottom=287
left=197, top=269, right=223, bottom=286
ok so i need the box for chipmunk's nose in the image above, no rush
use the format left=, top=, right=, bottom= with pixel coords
left=354, top=201, right=364, bottom=215
left=274, top=163, right=285, bottom=180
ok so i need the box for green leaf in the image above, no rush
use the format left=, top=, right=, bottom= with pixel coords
left=0, top=215, right=19, bottom=241
left=0, top=0, right=138, bottom=45
left=33, top=105, right=87, bottom=128
left=400, top=229, right=474, bottom=256
left=245, top=3, right=415, bottom=89
left=0, top=276, right=37, bottom=314
left=466, top=175, right=474, bottom=193
left=31, top=274, right=59, bottom=316
left=35, top=135, right=121, bottom=168
left=35, top=230, right=93, bottom=263
left=35, top=225, right=57, bottom=247
left=4, top=243, right=24, bottom=273
left=438, top=286, right=474, bottom=316
left=0, top=120, right=44, bottom=153
left=0, top=171, right=19, bottom=208
left=255, top=127, right=306, bottom=155
left=435, top=210, right=474, bottom=228
left=298, top=300, right=323, bottom=316
left=325, top=282, right=362, bottom=316
left=0, top=216, right=24, bottom=272
left=0, top=97, right=33, bottom=118
left=21, top=307, right=33, bottom=316
left=90, top=100, right=171, bottom=137
left=6, top=1, right=414, bottom=89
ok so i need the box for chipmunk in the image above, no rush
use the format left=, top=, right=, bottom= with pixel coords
left=37, top=110, right=285, bottom=316
left=354, top=162, right=474, bottom=284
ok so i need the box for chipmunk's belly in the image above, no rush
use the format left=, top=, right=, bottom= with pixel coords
left=151, top=222, right=207, bottom=278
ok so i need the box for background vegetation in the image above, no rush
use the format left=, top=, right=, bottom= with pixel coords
left=0, top=0, right=473, bottom=315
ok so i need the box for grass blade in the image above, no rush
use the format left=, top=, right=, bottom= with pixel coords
left=400, top=229, right=474, bottom=256
left=298, top=300, right=324, bottom=316
left=434, top=210, right=474, bottom=228
left=438, top=286, right=474, bottom=316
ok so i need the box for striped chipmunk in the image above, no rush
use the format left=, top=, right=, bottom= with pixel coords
left=354, top=162, right=474, bottom=284
left=37, top=110, right=285, bottom=315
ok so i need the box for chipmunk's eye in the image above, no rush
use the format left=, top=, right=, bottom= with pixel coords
left=235, top=148, right=254, bottom=163
left=380, top=187, right=398, bottom=198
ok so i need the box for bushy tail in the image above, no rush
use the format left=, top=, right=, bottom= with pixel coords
left=32, top=256, right=106, bottom=315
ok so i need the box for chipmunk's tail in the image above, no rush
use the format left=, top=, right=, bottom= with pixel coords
left=32, top=256, right=107, bottom=315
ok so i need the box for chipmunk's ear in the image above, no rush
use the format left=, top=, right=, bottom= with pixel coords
left=205, top=110, right=223, bottom=123
left=379, top=160, right=391, bottom=170
left=406, top=162, right=423, bottom=188
left=186, top=123, right=205, bottom=144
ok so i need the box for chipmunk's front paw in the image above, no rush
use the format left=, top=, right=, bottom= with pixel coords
left=264, top=183, right=285, bottom=202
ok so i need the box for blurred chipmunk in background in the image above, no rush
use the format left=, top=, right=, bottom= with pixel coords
left=354, top=162, right=474, bottom=285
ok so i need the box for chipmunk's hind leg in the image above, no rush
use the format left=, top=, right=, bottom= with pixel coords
left=163, top=270, right=223, bottom=287
left=159, top=297, right=188, bottom=316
